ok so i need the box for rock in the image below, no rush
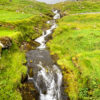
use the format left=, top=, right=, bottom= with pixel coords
left=0, top=37, right=12, bottom=49
left=0, top=42, right=4, bottom=48
left=19, top=82, right=39, bottom=100
left=28, top=67, right=33, bottom=77
left=0, top=46, right=2, bottom=57
left=60, top=11, right=69, bottom=17
left=21, top=74, right=28, bottom=83
left=21, top=41, right=40, bottom=51
left=16, top=10, right=20, bottom=13
left=45, top=33, right=52, bottom=41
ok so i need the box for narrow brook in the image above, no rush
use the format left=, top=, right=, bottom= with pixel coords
left=26, top=10, right=66, bottom=100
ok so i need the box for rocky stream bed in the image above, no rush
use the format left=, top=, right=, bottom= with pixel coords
left=20, top=10, right=68, bottom=100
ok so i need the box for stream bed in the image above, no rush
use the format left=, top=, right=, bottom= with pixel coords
left=25, top=10, right=67, bottom=100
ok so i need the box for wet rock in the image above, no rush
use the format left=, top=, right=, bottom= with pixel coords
left=36, top=75, right=47, bottom=94
left=19, top=82, right=39, bottom=100
left=30, top=60, right=33, bottom=63
left=46, top=13, right=54, bottom=18
left=21, top=74, right=28, bottom=83
left=61, top=82, right=69, bottom=100
left=26, top=50, right=54, bottom=67
left=51, top=54, right=59, bottom=63
left=24, top=10, right=68, bottom=100
left=28, top=67, right=34, bottom=77
left=45, top=33, right=53, bottom=41
left=0, top=37, right=12, bottom=49
left=21, top=41, right=40, bottom=51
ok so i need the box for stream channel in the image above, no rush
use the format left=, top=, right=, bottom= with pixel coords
left=25, top=10, right=67, bottom=100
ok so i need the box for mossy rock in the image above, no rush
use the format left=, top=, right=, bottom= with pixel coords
left=21, top=41, right=40, bottom=51
left=20, top=82, right=38, bottom=100
left=0, top=37, right=12, bottom=48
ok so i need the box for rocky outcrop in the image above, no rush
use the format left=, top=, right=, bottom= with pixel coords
left=0, top=37, right=12, bottom=49
left=21, top=41, right=40, bottom=51
left=19, top=82, right=39, bottom=100
left=0, top=37, right=12, bottom=57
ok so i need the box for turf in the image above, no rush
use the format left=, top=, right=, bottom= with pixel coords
left=0, top=0, right=52, bottom=100
left=0, top=10, right=32, bottom=22
left=0, top=46, right=27, bottom=100
left=54, top=0, right=100, bottom=14
left=0, top=27, right=19, bottom=37
left=48, top=9, right=100, bottom=100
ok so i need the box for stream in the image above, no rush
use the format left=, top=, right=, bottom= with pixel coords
left=26, top=10, right=67, bottom=100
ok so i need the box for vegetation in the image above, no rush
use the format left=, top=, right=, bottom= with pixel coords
left=1, top=0, right=100, bottom=100
left=0, top=0, right=52, bottom=100
left=48, top=1, right=100, bottom=100
left=0, top=45, right=27, bottom=100
left=54, top=0, right=100, bottom=14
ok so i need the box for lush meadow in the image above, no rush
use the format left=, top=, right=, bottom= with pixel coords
left=48, top=1, right=100, bottom=100
left=54, top=0, right=100, bottom=14
left=0, top=0, right=52, bottom=99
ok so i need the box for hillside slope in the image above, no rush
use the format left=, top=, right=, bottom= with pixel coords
left=48, top=1, right=100, bottom=100
left=0, top=0, right=52, bottom=100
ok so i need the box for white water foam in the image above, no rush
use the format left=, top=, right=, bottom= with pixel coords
left=30, top=10, right=63, bottom=100
left=35, top=10, right=60, bottom=50
left=34, top=62, right=62, bottom=100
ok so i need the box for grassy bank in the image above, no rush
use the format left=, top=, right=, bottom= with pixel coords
left=54, top=0, right=100, bottom=14
left=0, top=44, right=27, bottom=100
left=48, top=1, right=100, bottom=100
left=0, top=0, right=52, bottom=100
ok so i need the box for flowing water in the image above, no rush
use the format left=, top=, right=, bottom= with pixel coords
left=26, top=10, right=67, bottom=100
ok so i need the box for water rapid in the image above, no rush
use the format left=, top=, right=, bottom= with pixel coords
left=26, top=10, right=64, bottom=100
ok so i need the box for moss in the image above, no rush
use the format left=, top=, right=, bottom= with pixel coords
left=48, top=2, right=100, bottom=99
left=0, top=46, right=2, bottom=57
left=0, top=0, right=52, bottom=100
left=54, top=0, right=100, bottom=14
left=0, top=43, right=27, bottom=100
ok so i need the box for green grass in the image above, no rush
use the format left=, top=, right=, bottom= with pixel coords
left=0, top=0, right=52, bottom=100
left=0, top=0, right=52, bottom=16
left=0, top=45, right=27, bottom=100
left=48, top=12, right=100, bottom=100
left=54, top=1, right=100, bottom=14
left=0, top=27, right=19, bottom=37
left=0, top=10, right=32, bottom=22
left=0, top=0, right=52, bottom=40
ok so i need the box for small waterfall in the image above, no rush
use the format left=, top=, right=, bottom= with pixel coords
left=35, top=10, right=60, bottom=50
left=26, top=10, right=64, bottom=100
